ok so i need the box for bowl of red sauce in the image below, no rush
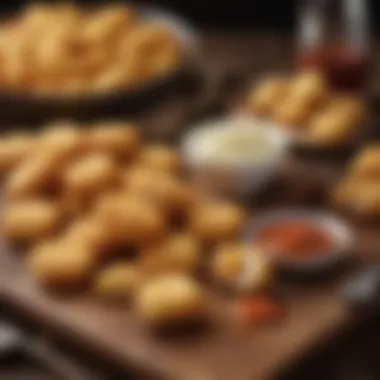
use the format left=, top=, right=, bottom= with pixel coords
left=246, top=210, right=353, bottom=272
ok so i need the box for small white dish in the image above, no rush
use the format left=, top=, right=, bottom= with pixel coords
left=181, top=115, right=290, bottom=198
left=244, top=209, right=354, bottom=273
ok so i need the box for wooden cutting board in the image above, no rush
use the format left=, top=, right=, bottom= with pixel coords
left=0, top=156, right=370, bottom=380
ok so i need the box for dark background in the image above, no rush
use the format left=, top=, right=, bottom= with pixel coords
left=1, top=0, right=378, bottom=31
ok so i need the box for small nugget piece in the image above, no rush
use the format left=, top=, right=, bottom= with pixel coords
left=128, top=172, right=193, bottom=217
left=142, top=233, right=201, bottom=275
left=190, top=202, right=246, bottom=244
left=211, top=244, right=272, bottom=291
left=349, top=145, right=380, bottom=178
left=138, top=145, right=181, bottom=174
left=28, top=240, right=95, bottom=288
left=2, top=200, right=61, bottom=241
left=39, top=122, right=86, bottom=158
left=64, top=216, right=114, bottom=255
left=63, top=153, right=119, bottom=197
left=89, top=122, right=140, bottom=160
left=248, top=76, right=289, bottom=117
left=0, top=133, right=35, bottom=174
left=289, top=71, right=329, bottom=108
left=97, top=194, right=166, bottom=246
left=134, top=273, right=207, bottom=327
left=274, top=98, right=315, bottom=129
left=94, top=262, right=139, bottom=302
left=308, top=111, right=357, bottom=146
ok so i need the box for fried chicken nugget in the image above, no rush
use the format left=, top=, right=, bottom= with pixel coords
left=64, top=216, right=114, bottom=255
left=134, top=273, right=207, bottom=328
left=190, top=202, right=246, bottom=245
left=137, top=144, right=181, bottom=174
left=349, top=145, right=380, bottom=178
left=274, top=98, right=316, bottom=129
left=81, top=5, right=134, bottom=45
left=0, top=132, right=35, bottom=174
left=247, top=76, right=289, bottom=117
left=94, top=262, right=139, bottom=302
left=89, top=122, right=140, bottom=160
left=142, top=232, right=201, bottom=275
left=2, top=200, right=61, bottom=242
left=289, top=71, right=329, bottom=108
left=5, top=149, right=67, bottom=200
left=27, top=239, right=95, bottom=288
left=127, top=172, right=194, bottom=218
left=211, top=244, right=272, bottom=291
left=308, top=110, right=357, bottom=146
left=63, top=153, right=119, bottom=197
left=39, top=121, right=87, bottom=158
left=95, top=193, right=166, bottom=247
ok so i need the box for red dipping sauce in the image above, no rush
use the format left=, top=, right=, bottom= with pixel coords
left=256, top=220, right=335, bottom=260
left=297, top=45, right=371, bottom=92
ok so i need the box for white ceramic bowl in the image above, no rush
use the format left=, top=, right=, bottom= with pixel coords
left=244, top=209, right=354, bottom=273
left=181, top=116, right=290, bottom=198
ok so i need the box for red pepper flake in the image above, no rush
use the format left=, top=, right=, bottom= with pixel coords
left=236, top=296, right=285, bottom=326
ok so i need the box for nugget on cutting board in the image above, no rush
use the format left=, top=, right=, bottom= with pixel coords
left=128, top=172, right=194, bottom=218
left=142, top=232, right=201, bottom=275
left=2, top=200, right=61, bottom=242
left=28, top=240, right=95, bottom=288
left=190, top=202, right=246, bottom=244
left=89, top=122, right=140, bottom=159
left=64, top=216, right=114, bottom=255
left=134, top=273, right=207, bottom=328
left=5, top=149, right=68, bottom=200
left=63, top=153, right=119, bottom=197
left=138, top=145, right=181, bottom=174
left=39, top=122, right=86, bottom=158
left=97, top=193, right=166, bottom=246
left=211, top=244, right=272, bottom=291
left=94, top=262, right=139, bottom=302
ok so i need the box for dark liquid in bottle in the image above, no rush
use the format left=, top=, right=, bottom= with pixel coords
left=298, top=45, right=370, bottom=92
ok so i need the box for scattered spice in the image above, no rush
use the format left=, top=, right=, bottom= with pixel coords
left=236, top=296, right=284, bottom=326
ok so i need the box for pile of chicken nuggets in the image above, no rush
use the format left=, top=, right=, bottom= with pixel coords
left=247, top=71, right=366, bottom=146
left=0, top=121, right=252, bottom=328
left=0, top=3, right=182, bottom=95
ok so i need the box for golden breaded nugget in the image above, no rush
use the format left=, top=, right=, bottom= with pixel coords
left=89, top=122, right=140, bottom=159
left=308, top=111, right=357, bottom=146
left=190, top=202, right=246, bottom=244
left=290, top=71, right=329, bottom=108
left=63, top=153, right=119, bottom=197
left=5, top=150, right=66, bottom=200
left=94, top=262, right=139, bottom=302
left=142, top=232, right=201, bottom=275
left=248, top=76, right=289, bottom=117
left=0, top=133, right=35, bottom=174
left=2, top=200, right=61, bottom=241
left=134, top=273, right=207, bottom=328
left=97, top=193, right=166, bottom=247
left=28, top=240, right=95, bottom=288
left=138, top=144, right=181, bottom=174
left=349, top=145, right=380, bottom=178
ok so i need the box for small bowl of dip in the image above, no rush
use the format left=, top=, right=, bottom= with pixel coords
left=245, top=209, right=353, bottom=273
left=181, top=116, right=290, bottom=198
